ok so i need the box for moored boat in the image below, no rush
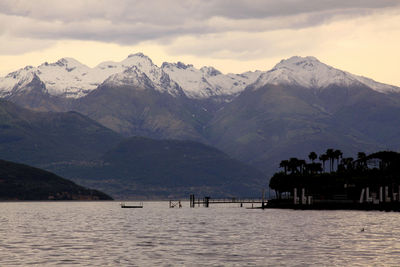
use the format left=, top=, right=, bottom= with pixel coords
left=120, top=202, right=143, bottom=208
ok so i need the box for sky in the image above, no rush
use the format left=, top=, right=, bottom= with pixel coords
left=1, top=0, right=400, bottom=86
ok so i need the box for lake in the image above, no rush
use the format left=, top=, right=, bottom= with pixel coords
left=0, top=201, right=399, bottom=266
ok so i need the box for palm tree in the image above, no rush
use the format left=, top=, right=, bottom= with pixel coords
left=340, top=157, right=354, bottom=171
left=288, top=157, right=300, bottom=174
left=304, top=163, right=311, bottom=175
left=298, top=159, right=307, bottom=174
left=326, top=149, right=335, bottom=172
left=358, top=152, right=366, bottom=159
left=319, top=154, right=328, bottom=172
left=308, top=152, right=317, bottom=163
left=357, top=152, right=367, bottom=170
left=279, top=160, right=289, bottom=175
left=313, top=162, right=323, bottom=174
left=333, top=149, right=343, bottom=171
left=308, top=162, right=322, bottom=174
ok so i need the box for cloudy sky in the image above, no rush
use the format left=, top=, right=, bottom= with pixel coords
left=1, top=0, right=400, bottom=86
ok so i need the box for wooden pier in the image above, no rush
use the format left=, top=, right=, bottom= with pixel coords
left=189, top=194, right=266, bottom=208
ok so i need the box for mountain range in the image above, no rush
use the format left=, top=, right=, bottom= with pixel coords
left=1, top=54, right=400, bottom=190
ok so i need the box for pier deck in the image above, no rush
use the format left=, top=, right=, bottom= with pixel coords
left=189, top=195, right=266, bottom=208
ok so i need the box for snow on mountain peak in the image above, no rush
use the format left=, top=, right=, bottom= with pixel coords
left=200, top=66, right=222, bottom=76
left=123, top=53, right=154, bottom=68
left=103, top=62, right=183, bottom=96
left=253, top=55, right=357, bottom=89
left=274, top=56, right=320, bottom=69
left=162, top=62, right=194, bottom=70
left=0, top=66, right=38, bottom=97
left=127, top=52, right=146, bottom=58
left=162, top=61, right=260, bottom=99
left=253, top=56, right=400, bottom=93
left=56, top=57, right=83, bottom=67
left=103, top=66, right=152, bottom=88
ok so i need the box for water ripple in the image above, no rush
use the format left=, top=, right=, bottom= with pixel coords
left=1, top=202, right=400, bottom=266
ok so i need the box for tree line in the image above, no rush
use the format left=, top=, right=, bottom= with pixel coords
left=278, top=149, right=370, bottom=176
left=269, top=149, right=400, bottom=200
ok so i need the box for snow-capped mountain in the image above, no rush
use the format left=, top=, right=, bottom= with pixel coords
left=253, top=56, right=400, bottom=93
left=161, top=62, right=261, bottom=99
left=0, top=53, right=180, bottom=98
left=1, top=54, right=399, bottom=102
left=102, top=66, right=183, bottom=96
left=0, top=53, right=261, bottom=100
left=1, top=58, right=100, bottom=98
left=100, top=53, right=182, bottom=96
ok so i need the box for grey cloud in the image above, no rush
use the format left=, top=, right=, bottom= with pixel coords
left=0, top=35, right=55, bottom=55
left=206, top=0, right=400, bottom=19
left=1, top=0, right=399, bottom=45
left=1, top=0, right=398, bottom=21
left=164, top=31, right=321, bottom=61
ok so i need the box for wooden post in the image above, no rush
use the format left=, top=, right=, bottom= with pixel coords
left=204, top=197, right=210, bottom=207
left=385, top=186, right=390, bottom=202
left=262, top=188, right=265, bottom=209
left=359, top=188, right=365, bottom=203
left=301, top=188, right=306, bottom=205
left=190, top=194, right=195, bottom=208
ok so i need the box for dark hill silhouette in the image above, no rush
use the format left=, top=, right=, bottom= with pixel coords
left=0, top=159, right=112, bottom=200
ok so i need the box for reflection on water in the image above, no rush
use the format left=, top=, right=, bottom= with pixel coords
left=0, top=202, right=399, bottom=266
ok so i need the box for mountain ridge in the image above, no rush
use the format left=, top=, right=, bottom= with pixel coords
left=1, top=54, right=399, bottom=102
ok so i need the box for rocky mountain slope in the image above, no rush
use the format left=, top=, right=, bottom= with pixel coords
left=0, top=99, right=123, bottom=165
left=0, top=100, right=265, bottom=198
left=206, top=57, right=400, bottom=173
left=49, top=136, right=265, bottom=199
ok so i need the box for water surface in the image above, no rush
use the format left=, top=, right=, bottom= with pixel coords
left=0, top=202, right=399, bottom=266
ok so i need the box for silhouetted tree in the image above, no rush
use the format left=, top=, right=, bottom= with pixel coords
left=279, top=160, right=289, bottom=175
left=269, top=172, right=287, bottom=199
left=308, top=152, right=317, bottom=163
left=288, top=157, right=300, bottom=174
left=269, top=150, right=400, bottom=205
left=339, top=157, right=354, bottom=172
left=357, top=152, right=367, bottom=171
left=298, top=159, right=307, bottom=174
left=326, top=149, right=335, bottom=172
left=333, top=149, right=343, bottom=171
left=308, top=162, right=323, bottom=174
left=319, top=154, right=328, bottom=172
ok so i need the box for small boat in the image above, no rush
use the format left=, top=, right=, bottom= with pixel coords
left=120, top=202, right=143, bottom=208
